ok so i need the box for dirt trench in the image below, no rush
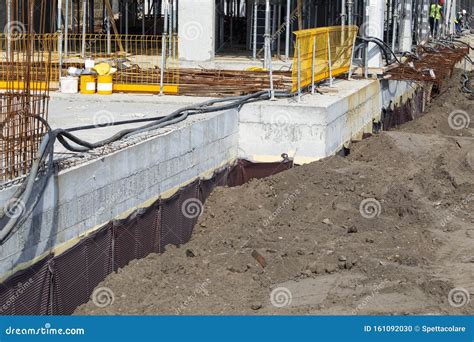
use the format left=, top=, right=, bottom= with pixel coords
left=76, top=67, right=474, bottom=316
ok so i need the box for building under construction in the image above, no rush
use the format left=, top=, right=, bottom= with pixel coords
left=0, top=0, right=473, bottom=316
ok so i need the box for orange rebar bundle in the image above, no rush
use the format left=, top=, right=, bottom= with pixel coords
left=0, top=0, right=52, bottom=181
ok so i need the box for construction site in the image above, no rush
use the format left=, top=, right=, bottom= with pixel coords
left=0, top=0, right=473, bottom=316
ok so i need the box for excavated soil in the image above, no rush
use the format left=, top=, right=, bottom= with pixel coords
left=77, top=67, right=474, bottom=316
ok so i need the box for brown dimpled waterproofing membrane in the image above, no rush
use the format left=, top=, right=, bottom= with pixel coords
left=0, top=159, right=292, bottom=315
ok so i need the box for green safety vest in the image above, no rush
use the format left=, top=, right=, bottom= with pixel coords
left=430, top=4, right=442, bottom=20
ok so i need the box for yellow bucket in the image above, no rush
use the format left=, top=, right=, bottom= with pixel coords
left=97, top=75, right=113, bottom=95
left=80, top=74, right=96, bottom=94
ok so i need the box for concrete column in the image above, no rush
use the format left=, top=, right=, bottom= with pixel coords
left=178, top=0, right=216, bottom=62
left=366, top=0, right=384, bottom=68
left=112, top=0, right=120, bottom=12
left=399, top=0, right=413, bottom=52
left=420, top=0, right=430, bottom=42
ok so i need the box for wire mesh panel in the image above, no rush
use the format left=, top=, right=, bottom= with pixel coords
left=291, top=26, right=358, bottom=93
left=59, top=33, right=179, bottom=94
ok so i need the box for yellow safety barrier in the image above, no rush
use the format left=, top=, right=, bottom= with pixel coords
left=58, top=34, right=179, bottom=94
left=0, top=33, right=179, bottom=95
left=292, top=26, right=358, bottom=93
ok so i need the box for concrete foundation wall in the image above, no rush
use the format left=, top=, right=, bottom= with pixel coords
left=0, top=109, right=239, bottom=276
left=238, top=80, right=381, bottom=164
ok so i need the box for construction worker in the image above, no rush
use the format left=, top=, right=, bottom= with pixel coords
left=455, top=13, right=460, bottom=34
left=429, top=0, right=443, bottom=37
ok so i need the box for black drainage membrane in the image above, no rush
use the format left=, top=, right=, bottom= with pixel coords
left=0, top=159, right=292, bottom=315
left=381, top=87, right=425, bottom=130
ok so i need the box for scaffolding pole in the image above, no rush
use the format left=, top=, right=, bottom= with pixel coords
left=285, top=0, right=291, bottom=61
left=264, top=0, right=271, bottom=69
left=160, top=1, right=169, bottom=96
left=58, top=0, right=64, bottom=77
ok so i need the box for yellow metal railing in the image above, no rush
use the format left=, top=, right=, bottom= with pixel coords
left=0, top=34, right=179, bottom=94
left=0, top=34, right=56, bottom=92
left=292, top=26, right=358, bottom=93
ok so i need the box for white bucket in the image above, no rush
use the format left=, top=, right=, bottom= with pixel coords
left=84, top=59, right=95, bottom=69
left=60, top=76, right=79, bottom=94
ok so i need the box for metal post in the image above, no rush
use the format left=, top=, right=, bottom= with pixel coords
left=65, top=0, right=69, bottom=56
left=58, top=0, right=64, bottom=78
left=327, top=32, right=333, bottom=87
left=171, top=0, right=176, bottom=58
left=297, top=41, right=301, bottom=102
left=285, top=0, right=291, bottom=61
left=392, top=0, right=399, bottom=52
left=277, top=3, right=282, bottom=56
left=272, top=3, right=277, bottom=52
left=219, top=0, right=225, bottom=48
left=253, top=0, right=258, bottom=60
left=142, top=0, right=146, bottom=35
left=311, top=36, right=316, bottom=94
left=160, top=1, right=169, bottom=96
left=263, top=0, right=275, bottom=100
left=347, top=0, right=353, bottom=26
left=153, top=0, right=158, bottom=35
left=348, top=35, right=356, bottom=80
left=341, top=0, right=347, bottom=44
left=125, top=0, right=129, bottom=50
left=173, top=0, right=177, bottom=60
left=264, top=0, right=271, bottom=69
left=106, top=3, right=111, bottom=54
left=6, top=0, right=11, bottom=58
left=82, top=0, right=87, bottom=58
left=168, top=0, right=173, bottom=58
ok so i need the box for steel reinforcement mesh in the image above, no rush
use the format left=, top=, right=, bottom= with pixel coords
left=0, top=159, right=292, bottom=315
